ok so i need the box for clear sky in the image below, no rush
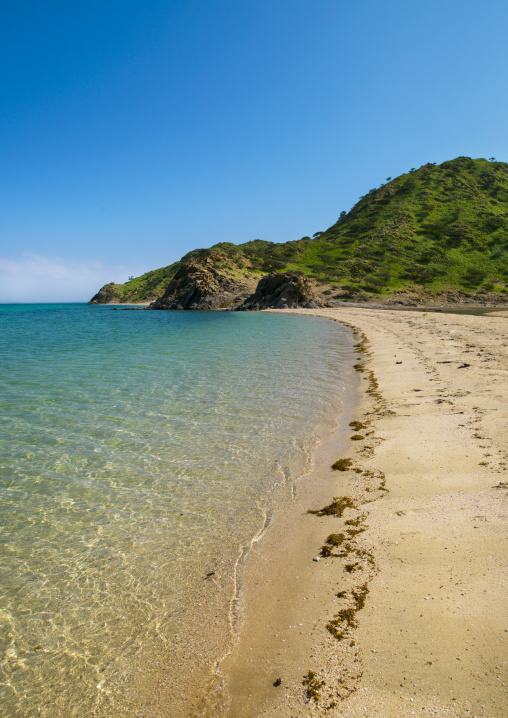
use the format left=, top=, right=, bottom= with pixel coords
left=1, top=0, right=508, bottom=302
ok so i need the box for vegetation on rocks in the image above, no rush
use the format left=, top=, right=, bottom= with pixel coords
left=89, top=263, right=181, bottom=304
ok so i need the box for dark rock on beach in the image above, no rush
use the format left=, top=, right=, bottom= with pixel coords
left=237, top=272, right=321, bottom=310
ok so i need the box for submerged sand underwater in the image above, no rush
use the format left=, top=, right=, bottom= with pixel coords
left=0, top=305, right=354, bottom=718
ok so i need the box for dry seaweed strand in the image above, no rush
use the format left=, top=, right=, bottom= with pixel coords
left=326, top=583, right=370, bottom=640
left=303, top=318, right=390, bottom=710
left=307, top=496, right=356, bottom=518
left=331, top=458, right=353, bottom=471
left=303, top=670, right=326, bottom=703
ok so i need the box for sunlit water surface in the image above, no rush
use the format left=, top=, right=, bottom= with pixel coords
left=0, top=305, right=353, bottom=717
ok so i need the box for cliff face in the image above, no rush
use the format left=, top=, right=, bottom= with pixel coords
left=150, top=250, right=259, bottom=310
left=238, top=272, right=320, bottom=310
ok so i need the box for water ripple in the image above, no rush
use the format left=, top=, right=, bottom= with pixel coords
left=0, top=305, right=353, bottom=717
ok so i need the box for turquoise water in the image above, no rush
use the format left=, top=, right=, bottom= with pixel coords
left=0, top=304, right=353, bottom=717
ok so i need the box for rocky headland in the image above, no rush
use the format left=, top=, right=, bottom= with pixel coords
left=89, top=157, right=508, bottom=311
left=150, top=251, right=258, bottom=310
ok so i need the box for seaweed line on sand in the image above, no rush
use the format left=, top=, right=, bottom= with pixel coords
left=303, top=321, right=389, bottom=710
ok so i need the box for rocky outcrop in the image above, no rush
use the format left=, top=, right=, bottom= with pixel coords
left=89, top=283, right=122, bottom=304
left=237, top=272, right=321, bottom=310
left=150, top=251, right=257, bottom=310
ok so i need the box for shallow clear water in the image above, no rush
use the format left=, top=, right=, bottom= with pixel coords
left=0, top=304, right=353, bottom=717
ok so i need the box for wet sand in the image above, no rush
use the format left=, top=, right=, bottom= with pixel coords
left=216, top=307, right=508, bottom=718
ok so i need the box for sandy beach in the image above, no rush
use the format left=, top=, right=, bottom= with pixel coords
left=216, top=307, right=508, bottom=718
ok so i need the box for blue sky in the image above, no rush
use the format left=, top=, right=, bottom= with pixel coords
left=1, top=0, right=508, bottom=301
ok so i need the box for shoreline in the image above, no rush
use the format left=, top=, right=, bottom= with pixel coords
left=215, top=307, right=508, bottom=717
left=120, top=312, right=357, bottom=718
left=211, top=343, right=360, bottom=717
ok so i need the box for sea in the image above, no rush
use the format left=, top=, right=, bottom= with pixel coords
left=0, top=304, right=354, bottom=717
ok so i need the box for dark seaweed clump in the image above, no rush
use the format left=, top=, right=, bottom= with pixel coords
left=303, top=671, right=325, bottom=702
left=320, top=533, right=348, bottom=557
left=308, top=496, right=356, bottom=518
left=331, top=458, right=353, bottom=471
left=327, top=584, right=369, bottom=640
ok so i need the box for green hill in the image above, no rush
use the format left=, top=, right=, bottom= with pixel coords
left=89, top=263, right=182, bottom=304
left=287, top=155, right=508, bottom=295
left=90, top=157, right=508, bottom=305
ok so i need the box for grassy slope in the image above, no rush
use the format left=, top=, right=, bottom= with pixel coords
left=99, top=157, right=508, bottom=302
left=290, top=156, right=508, bottom=294
left=101, top=262, right=182, bottom=303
